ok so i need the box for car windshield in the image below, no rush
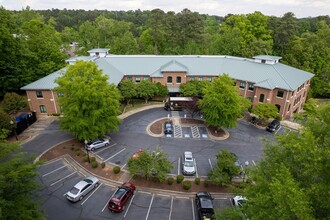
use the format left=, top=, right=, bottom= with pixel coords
left=83, top=179, right=93, bottom=184
left=165, top=123, right=172, bottom=128
left=184, top=161, right=194, bottom=167
left=113, top=188, right=126, bottom=199
left=69, top=187, right=80, bottom=195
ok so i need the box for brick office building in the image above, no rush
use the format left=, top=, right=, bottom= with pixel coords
left=21, top=51, right=313, bottom=120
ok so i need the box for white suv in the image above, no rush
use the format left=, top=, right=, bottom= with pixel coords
left=182, top=151, right=196, bottom=175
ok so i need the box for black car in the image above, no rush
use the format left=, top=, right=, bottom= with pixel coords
left=164, top=121, right=173, bottom=135
left=266, top=119, right=281, bottom=132
left=195, top=192, right=215, bottom=220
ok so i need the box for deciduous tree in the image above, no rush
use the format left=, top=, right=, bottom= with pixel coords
left=136, top=80, right=158, bottom=103
left=199, top=74, right=249, bottom=129
left=118, top=80, right=137, bottom=105
left=56, top=61, right=121, bottom=141
left=251, top=103, right=279, bottom=123
left=0, top=92, right=28, bottom=114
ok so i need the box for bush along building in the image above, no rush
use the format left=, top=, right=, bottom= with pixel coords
left=21, top=49, right=313, bottom=120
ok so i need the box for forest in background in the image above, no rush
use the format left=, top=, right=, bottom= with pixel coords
left=0, top=6, right=329, bottom=98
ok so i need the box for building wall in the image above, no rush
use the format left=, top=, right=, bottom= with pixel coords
left=25, top=75, right=311, bottom=120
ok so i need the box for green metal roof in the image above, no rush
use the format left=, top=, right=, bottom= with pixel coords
left=21, top=55, right=314, bottom=91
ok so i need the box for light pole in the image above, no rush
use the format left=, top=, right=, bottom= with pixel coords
left=10, top=120, right=18, bottom=140
left=84, top=140, right=90, bottom=163
left=243, top=161, right=249, bottom=182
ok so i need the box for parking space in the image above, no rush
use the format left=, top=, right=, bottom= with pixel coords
left=182, top=126, right=193, bottom=138
left=171, top=197, right=195, bottom=220
left=165, top=125, right=210, bottom=139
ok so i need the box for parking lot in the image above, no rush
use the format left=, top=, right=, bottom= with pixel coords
left=37, top=159, right=234, bottom=220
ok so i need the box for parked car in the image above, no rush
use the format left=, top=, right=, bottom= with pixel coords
left=164, top=121, right=173, bottom=135
left=86, top=138, right=110, bottom=151
left=232, top=195, right=247, bottom=207
left=66, top=176, right=99, bottom=202
left=131, top=149, right=144, bottom=159
left=230, top=152, right=242, bottom=167
left=195, top=192, right=215, bottom=220
left=266, top=119, right=281, bottom=132
left=182, top=151, right=196, bottom=175
left=108, top=182, right=136, bottom=212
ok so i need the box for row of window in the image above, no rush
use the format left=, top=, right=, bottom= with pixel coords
left=297, top=83, right=305, bottom=92
left=36, top=90, right=64, bottom=98
left=239, top=82, right=254, bottom=91
left=294, top=95, right=302, bottom=106
left=127, top=76, right=149, bottom=82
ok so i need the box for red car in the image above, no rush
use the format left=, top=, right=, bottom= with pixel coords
left=108, top=182, right=136, bottom=212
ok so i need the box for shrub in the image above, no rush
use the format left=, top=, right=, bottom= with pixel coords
left=75, top=151, right=80, bottom=156
left=90, top=157, right=96, bottom=162
left=204, top=179, right=209, bottom=187
left=75, top=148, right=80, bottom=152
left=113, top=166, right=121, bottom=174
left=176, top=175, right=184, bottom=183
left=182, top=180, right=192, bottom=190
left=167, top=177, right=174, bottom=185
left=101, top=162, right=106, bottom=168
left=83, top=156, right=89, bottom=162
left=132, top=174, right=138, bottom=179
left=195, top=177, right=200, bottom=185
left=91, top=161, right=98, bottom=168
left=71, top=146, right=75, bottom=151
left=82, top=152, right=87, bottom=157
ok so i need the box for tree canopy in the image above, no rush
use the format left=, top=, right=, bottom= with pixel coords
left=0, top=139, right=44, bottom=220
left=56, top=61, right=122, bottom=141
left=199, top=74, right=250, bottom=128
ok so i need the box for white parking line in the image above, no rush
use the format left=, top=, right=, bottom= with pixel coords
left=252, top=160, right=256, bottom=166
left=95, top=154, right=103, bottom=160
left=145, top=193, right=154, bottom=220
left=191, top=198, right=196, bottom=220
left=50, top=172, right=76, bottom=186
left=104, top=148, right=126, bottom=162
left=275, top=126, right=281, bottom=134
left=121, top=163, right=127, bottom=169
left=42, top=165, right=66, bottom=177
left=43, top=158, right=62, bottom=166
left=177, top=157, right=181, bottom=175
left=97, top=143, right=117, bottom=153
left=194, top=159, right=198, bottom=177
left=208, top=159, right=213, bottom=169
left=81, top=183, right=102, bottom=206
left=169, top=196, right=173, bottom=220
left=124, top=193, right=135, bottom=218
left=157, top=193, right=170, bottom=197
left=138, top=190, right=152, bottom=195
left=176, top=196, right=190, bottom=199
left=102, top=190, right=116, bottom=212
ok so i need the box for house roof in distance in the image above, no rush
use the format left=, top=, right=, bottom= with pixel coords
left=87, top=48, right=110, bottom=53
left=21, top=55, right=314, bottom=91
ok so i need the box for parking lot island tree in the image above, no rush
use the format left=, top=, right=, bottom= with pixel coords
left=199, top=74, right=250, bottom=129
left=0, top=138, right=44, bottom=219
left=207, top=149, right=240, bottom=186
left=127, top=147, right=174, bottom=182
left=56, top=61, right=121, bottom=141
left=252, top=103, right=280, bottom=123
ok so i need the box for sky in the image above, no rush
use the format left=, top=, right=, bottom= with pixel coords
left=0, top=0, right=329, bottom=18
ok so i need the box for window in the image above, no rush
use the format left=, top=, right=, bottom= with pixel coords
left=261, top=59, right=266, bottom=63
left=189, top=77, right=195, bottom=81
left=198, top=77, right=203, bottom=81
left=288, top=104, right=291, bottom=111
left=40, top=105, right=46, bottom=113
left=57, top=92, right=64, bottom=97
left=206, top=77, right=212, bottom=82
left=233, top=81, right=237, bottom=86
left=135, top=77, right=140, bottom=83
left=128, top=77, right=132, bottom=81
left=259, top=94, right=264, bottom=102
left=95, top=52, right=99, bottom=56
left=144, top=77, right=149, bottom=80
left=176, top=76, right=181, bottom=83
left=303, top=91, right=306, bottom=97
left=277, top=90, right=284, bottom=98
left=275, top=104, right=281, bottom=112
left=36, top=90, right=43, bottom=98
left=239, top=82, right=246, bottom=89
left=167, top=76, right=172, bottom=83
left=248, top=83, right=254, bottom=91
left=247, top=97, right=252, bottom=101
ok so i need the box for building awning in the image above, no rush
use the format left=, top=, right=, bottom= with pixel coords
left=168, top=87, right=180, bottom=92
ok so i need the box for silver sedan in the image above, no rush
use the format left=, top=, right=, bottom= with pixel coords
left=66, top=176, right=99, bottom=202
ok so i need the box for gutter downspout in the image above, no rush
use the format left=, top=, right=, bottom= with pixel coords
left=244, top=81, right=248, bottom=97
left=51, top=90, right=58, bottom=114
left=283, top=90, right=289, bottom=120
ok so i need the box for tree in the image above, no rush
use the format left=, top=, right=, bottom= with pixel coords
left=136, top=80, right=158, bottom=103
left=118, top=80, right=137, bottom=105
left=0, top=139, right=44, bottom=219
left=179, top=81, right=199, bottom=97
left=0, top=109, right=13, bottom=135
left=56, top=61, right=121, bottom=141
left=240, top=102, right=330, bottom=219
left=251, top=103, right=279, bottom=123
left=181, top=96, right=200, bottom=118
left=0, top=92, right=28, bottom=114
left=155, top=82, right=168, bottom=98
left=199, top=74, right=249, bottom=129
left=207, top=149, right=240, bottom=186
left=127, top=147, right=174, bottom=182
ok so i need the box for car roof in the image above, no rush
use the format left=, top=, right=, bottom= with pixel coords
left=184, top=151, right=193, bottom=157
left=199, top=197, right=214, bottom=209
